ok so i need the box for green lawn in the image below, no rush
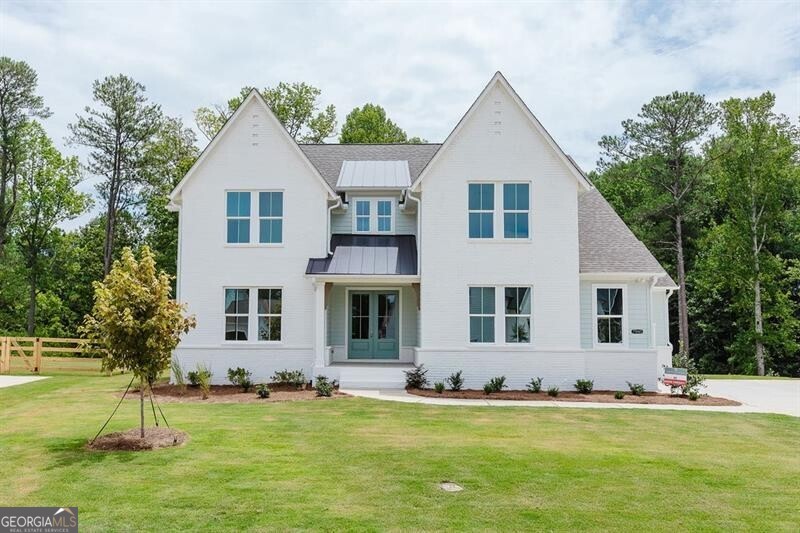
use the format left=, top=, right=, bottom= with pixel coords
left=1, top=373, right=798, bottom=531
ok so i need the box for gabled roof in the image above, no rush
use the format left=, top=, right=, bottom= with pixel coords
left=337, top=160, right=411, bottom=189
left=299, top=144, right=440, bottom=191
left=578, top=188, right=677, bottom=287
left=168, top=90, right=337, bottom=208
left=410, top=72, right=592, bottom=192
left=306, top=234, right=418, bottom=276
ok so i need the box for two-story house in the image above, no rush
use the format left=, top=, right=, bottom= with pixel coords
left=168, top=72, right=676, bottom=391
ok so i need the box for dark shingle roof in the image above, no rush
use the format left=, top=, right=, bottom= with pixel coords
left=578, top=188, right=677, bottom=287
left=306, top=234, right=418, bottom=276
left=299, top=144, right=441, bottom=190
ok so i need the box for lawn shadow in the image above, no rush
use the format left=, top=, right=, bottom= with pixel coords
left=43, top=436, right=141, bottom=470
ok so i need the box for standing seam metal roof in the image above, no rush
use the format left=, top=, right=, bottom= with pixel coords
left=336, top=160, right=411, bottom=188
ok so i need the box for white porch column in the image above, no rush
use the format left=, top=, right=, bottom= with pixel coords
left=313, top=280, right=326, bottom=368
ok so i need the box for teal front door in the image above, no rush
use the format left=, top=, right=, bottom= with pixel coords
left=348, top=291, right=399, bottom=359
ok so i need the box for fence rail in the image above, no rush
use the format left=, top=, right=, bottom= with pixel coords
left=0, top=336, right=92, bottom=374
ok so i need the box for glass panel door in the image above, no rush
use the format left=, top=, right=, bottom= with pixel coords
left=373, top=292, right=399, bottom=359
left=347, top=290, right=400, bottom=360
left=348, top=292, right=372, bottom=359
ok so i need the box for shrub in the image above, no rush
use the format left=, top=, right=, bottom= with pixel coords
left=672, top=344, right=706, bottom=396
left=446, top=370, right=464, bottom=391
left=188, top=365, right=212, bottom=388
left=195, top=363, right=212, bottom=400
left=627, top=381, right=646, bottom=396
left=547, top=386, right=559, bottom=397
left=403, top=364, right=429, bottom=389
left=526, top=377, right=543, bottom=393
left=574, top=379, right=594, bottom=394
left=434, top=382, right=445, bottom=394
left=688, top=390, right=699, bottom=401
left=614, top=391, right=625, bottom=400
left=171, top=358, right=186, bottom=395
left=314, top=375, right=337, bottom=397
left=256, top=384, right=270, bottom=399
left=227, top=367, right=254, bottom=392
left=483, top=376, right=507, bottom=394
left=271, top=369, right=306, bottom=390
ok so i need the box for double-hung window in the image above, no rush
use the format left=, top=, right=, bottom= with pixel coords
left=469, top=287, right=495, bottom=343
left=353, top=198, right=393, bottom=233
left=257, top=289, right=282, bottom=341
left=503, top=183, right=530, bottom=238
left=258, top=192, right=283, bottom=244
left=468, top=183, right=494, bottom=238
left=595, top=286, right=625, bottom=345
left=504, top=287, right=531, bottom=343
left=226, top=192, right=251, bottom=244
left=224, top=288, right=250, bottom=341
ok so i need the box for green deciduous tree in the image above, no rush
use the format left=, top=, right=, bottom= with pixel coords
left=81, top=246, right=196, bottom=437
left=68, top=75, right=162, bottom=275
left=15, top=122, right=91, bottom=334
left=339, top=103, right=410, bottom=143
left=0, top=57, right=51, bottom=255
left=703, top=93, right=800, bottom=375
left=194, top=82, right=336, bottom=142
left=598, top=92, right=718, bottom=355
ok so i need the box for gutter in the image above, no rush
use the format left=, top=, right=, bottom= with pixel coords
left=326, top=196, right=343, bottom=255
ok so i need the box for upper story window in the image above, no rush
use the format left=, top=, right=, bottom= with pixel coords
left=594, top=286, right=625, bottom=345
left=353, top=198, right=393, bottom=234
left=226, top=192, right=251, bottom=244
left=258, top=192, right=283, bottom=244
left=503, top=183, right=530, bottom=239
left=468, top=183, right=494, bottom=238
left=225, top=190, right=283, bottom=245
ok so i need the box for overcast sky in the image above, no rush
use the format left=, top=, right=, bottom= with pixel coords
left=2, top=0, right=799, bottom=227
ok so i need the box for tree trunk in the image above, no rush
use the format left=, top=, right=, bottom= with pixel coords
left=103, top=198, right=116, bottom=277
left=26, top=272, right=36, bottom=336
left=675, top=214, right=690, bottom=354
left=752, top=208, right=766, bottom=376
left=139, top=381, right=145, bottom=438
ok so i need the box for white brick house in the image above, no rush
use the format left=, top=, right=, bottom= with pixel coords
left=168, top=72, right=676, bottom=391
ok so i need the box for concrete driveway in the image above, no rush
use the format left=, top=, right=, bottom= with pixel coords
left=0, top=376, right=48, bottom=388
left=703, top=379, right=799, bottom=417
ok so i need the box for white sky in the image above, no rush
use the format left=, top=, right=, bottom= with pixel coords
left=1, top=0, right=799, bottom=228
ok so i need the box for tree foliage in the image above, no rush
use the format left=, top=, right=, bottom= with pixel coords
left=194, top=82, right=336, bottom=142
left=0, top=57, right=51, bottom=254
left=339, top=103, right=411, bottom=143
left=68, top=75, right=162, bottom=275
left=80, top=246, right=196, bottom=437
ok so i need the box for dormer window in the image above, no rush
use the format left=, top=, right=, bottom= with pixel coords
left=353, top=198, right=393, bottom=234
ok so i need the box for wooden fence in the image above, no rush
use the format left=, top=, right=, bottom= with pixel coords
left=0, top=337, right=92, bottom=374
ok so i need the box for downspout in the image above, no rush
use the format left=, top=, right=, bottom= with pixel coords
left=327, top=195, right=342, bottom=255
left=665, top=288, right=675, bottom=351
left=405, top=189, right=422, bottom=275
left=648, top=275, right=658, bottom=349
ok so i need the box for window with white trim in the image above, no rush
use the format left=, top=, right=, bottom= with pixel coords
left=258, top=192, right=283, bottom=244
left=224, top=288, right=249, bottom=341
left=226, top=192, right=251, bottom=244
left=469, top=287, right=495, bottom=343
left=468, top=183, right=494, bottom=238
left=257, top=288, right=282, bottom=341
left=353, top=198, right=394, bottom=233
left=504, top=287, right=531, bottom=343
left=503, top=183, right=530, bottom=238
left=595, top=287, right=624, bottom=344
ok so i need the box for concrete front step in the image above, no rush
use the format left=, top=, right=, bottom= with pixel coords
left=316, top=363, right=413, bottom=389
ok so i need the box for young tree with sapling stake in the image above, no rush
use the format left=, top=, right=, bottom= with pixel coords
left=68, top=75, right=162, bottom=276
left=0, top=57, right=51, bottom=256
left=15, top=122, right=91, bottom=334
left=81, top=246, right=196, bottom=438
left=598, top=92, right=718, bottom=356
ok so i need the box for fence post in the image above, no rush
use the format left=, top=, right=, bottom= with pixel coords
left=34, top=337, right=42, bottom=373
left=0, top=337, right=7, bottom=373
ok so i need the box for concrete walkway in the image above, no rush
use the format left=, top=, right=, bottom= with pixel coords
left=0, top=375, right=49, bottom=388
left=342, top=380, right=799, bottom=417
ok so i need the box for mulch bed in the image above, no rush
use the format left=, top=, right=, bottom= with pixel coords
left=87, top=427, right=188, bottom=451
left=124, top=383, right=348, bottom=404
left=408, top=388, right=740, bottom=406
